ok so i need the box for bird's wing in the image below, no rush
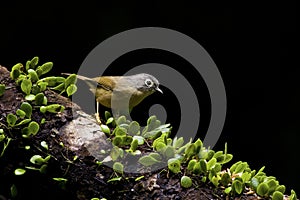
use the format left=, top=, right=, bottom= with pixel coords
left=93, top=76, right=116, bottom=91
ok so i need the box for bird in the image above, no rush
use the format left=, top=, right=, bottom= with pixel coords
left=62, top=73, right=163, bottom=124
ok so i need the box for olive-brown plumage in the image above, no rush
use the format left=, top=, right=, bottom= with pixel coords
left=62, top=73, right=162, bottom=123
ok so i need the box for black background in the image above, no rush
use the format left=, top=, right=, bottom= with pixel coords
left=1, top=1, right=298, bottom=193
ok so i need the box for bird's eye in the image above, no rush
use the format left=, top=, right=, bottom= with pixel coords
left=145, top=79, right=153, bottom=87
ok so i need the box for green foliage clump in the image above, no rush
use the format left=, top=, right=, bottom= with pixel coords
left=100, top=113, right=297, bottom=200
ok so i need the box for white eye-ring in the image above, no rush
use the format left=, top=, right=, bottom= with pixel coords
left=145, top=79, right=154, bottom=87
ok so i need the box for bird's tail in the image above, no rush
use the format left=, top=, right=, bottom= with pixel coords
left=61, top=73, right=97, bottom=92
left=61, top=73, right=94, bottom=82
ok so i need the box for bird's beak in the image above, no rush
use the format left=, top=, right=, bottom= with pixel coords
left=155, top=87, right=163, bottom=94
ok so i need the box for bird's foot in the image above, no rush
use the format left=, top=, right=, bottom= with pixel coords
left=95, top=112, right=102, bottom=125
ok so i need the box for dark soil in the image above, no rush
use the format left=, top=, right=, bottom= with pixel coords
left=0, top=65, right=263, bottom=200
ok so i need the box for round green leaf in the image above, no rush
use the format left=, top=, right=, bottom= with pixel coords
left=232, top=179, right=244, bottom=194
left=7, top=113, right=17, bottom=126
left=128, top=121, right=140, bottom=135
left=20, top=102, right=32, bottom=118
left=272, top=191, right=283, bottom=200
left=35, top=93, right=44, bottom=105
left=181, top=176, right=192, bottom=188
left=28, top=121, right=40, bottom=135
left=66, top=84, right=77, bottom=96
left=21, top=79, right=32, bottom=95
left=167, top=158, right=181, bottom=174
left=65, top=74, right=77, bottom=88
left=113, top=162, right=124, bottom=174
left=14, top=168, right=26, bottom=175
left=257, top=182, right=269, bottom=197
left=100, top=124, right=110, bottom=135
left=25, top=94, right=35, bottom=101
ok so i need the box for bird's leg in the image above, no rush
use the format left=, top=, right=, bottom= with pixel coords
left=95, top=101, right=102, bottom=124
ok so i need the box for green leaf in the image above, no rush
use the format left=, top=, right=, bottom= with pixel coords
left=35, top=92, right=45, bottom=105
left=107, top=177, right=122, bottom=183
left=10, top=184, right=18, bottom=198
left=28, top=121, right=40, bottom=135
left=0, top=84, right=5, bottom=96
left=220, top=172, right=231, bottom=186
left=122, top=136, right=133, bottom=146
left=7, top=113, right=17, bottom=126
left=168, top=158, right=181, bottom=174
left=36, top=62, right=53, bottom=76
left=207, top=157, right=217, bottom=170
left=267, top=179, right=279, bottom=194
left=192, top=162, right=201, bottom=174
left=110, top=146, right=121, bottom=161
left=15, top=119, right=31, bottom=126
left=130, top=139, right=139, bottom=152
left=40, top=104, right=65, bottom=113
left=163, top=146, right=175, bottom=159
left=113, top=162, right=124, bottom=174
left=112, top=136, right=123, bottom=146
left=105, top=111, right=111, bottom=120
left=30, top=155, right=44, bottom=165
left=29, top=56, right=39, bottom=69
left=100, top=124, right=111, bottom=135
left=272, top=191, right=283, bottom=200
left=38, top=81, right=48, bottom=91
left=128, top=121, right=140, bottom=135
left=39, top=164, right=48, bottom=174
left=146, top=115, right=161, bottom=131
left=257, top=182, right=269, bottom=197
left=173, top=137, right=184, bottom=149
left=21, top=79, right=32, bottom=95
left=275, top=185, right=286, bottom=193
left=16, top=109, right=26, bottom=118
left=116, top=116, right=127, bottom=125
left=135, top=176, right=144, bottom=181
left=187, top=159, right=197, bottom=172
left=290, top=190, right=297, bottom=200
left=181, top=176, right=192, bottom=188
left=224, top=187, right=232, bottom=194
left=66, top=84, right=77, bottom=96
left=241, top=172, right=252, bottom=183
left=41, top=141, right=48, bottom=150
left=114, top=126, right=127, bottom=136
left=65, top=74, right=77, bottom=88
left=184, top=143, right=196, bottom=159
left=148, top=153, right=162, bottom=161
left=234, top=162, right=248, bottom=174
left=10, top=63, right=22, bottom=80
left=25, top=94, right=35, bottom=101
left=27, top=69, right=39, bottom=82
left=199, top=159, right=207, bottom=173
left=38, top=76, right=65, bottom=87
left=14, top=168, right=26, bottom=175
left=106, top=117, right=114, bottom=125
left=232, top=179, right=244, bottom=194
left=194, top=138, right=203, bottom=153
left=138, top=155, right=161, bottom=167
left=132, top=136, right=144, bottom=145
